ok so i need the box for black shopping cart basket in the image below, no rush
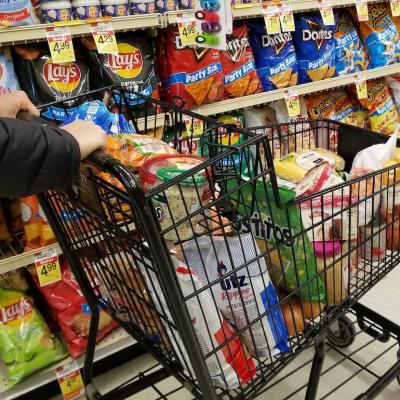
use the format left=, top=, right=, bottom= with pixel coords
left=37, top=87, right=400, bottom=400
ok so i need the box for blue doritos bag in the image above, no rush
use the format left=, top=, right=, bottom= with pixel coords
left=294, top=13, right=336, bottom=84
left=248, top=21, right=298, bottom=92
left=334, top=11, right=369, bottom=76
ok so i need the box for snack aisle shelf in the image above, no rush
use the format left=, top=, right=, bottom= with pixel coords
left=193, top=63, right=400, bottom=115
left=0, top=328, right=136, bottom=399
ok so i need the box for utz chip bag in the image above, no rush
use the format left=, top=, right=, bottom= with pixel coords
left=248, top=21, right=297, bottom=92
left=0, top=0, right=39, bottom=28
left=353, top=3, right=400, bottom=68
left=161, top=27, right=224, bottom=108
left=221, top=23, right=262, bottom=99
left=0, top=288, right=66, bottom=386
left=334, top=10, right=369, bottom=76
left=294, top=13, right=336, bottom=84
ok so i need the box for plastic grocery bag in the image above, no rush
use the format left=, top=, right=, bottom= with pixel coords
left=181, top=234, right=289, bottom=359
left=0, top=288, right=66, bottom=386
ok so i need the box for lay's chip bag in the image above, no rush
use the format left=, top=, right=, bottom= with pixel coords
left=294, top=13, right=336, bottom=84
left=248, top=21, right=297, bottom=92
left=334, top=10, right=369, bottom=76
left=353, top=3, right=400, bottom=68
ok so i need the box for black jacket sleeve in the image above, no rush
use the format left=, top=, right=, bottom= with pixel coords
left=0, top=118, right=80, bottom=197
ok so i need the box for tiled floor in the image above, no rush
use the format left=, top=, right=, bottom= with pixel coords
left=53, top=267, right=400, bottom=400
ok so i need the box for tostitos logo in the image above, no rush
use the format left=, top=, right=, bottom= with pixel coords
left=107, top=43, right=143, bottom=79
left=43, top=61, right=81, bottom=92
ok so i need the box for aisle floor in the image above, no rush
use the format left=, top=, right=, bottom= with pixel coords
left=53, top=266, right=400, bottom=400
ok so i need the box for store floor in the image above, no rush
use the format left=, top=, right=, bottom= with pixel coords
left=52, top=267, right=400, bottom=400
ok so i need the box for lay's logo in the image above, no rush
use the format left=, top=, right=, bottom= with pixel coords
left=0, top=297, right=33, bottom=324
left=107, top=43, right=143, bottom=79
left=43, top=61, right=81, bottom=92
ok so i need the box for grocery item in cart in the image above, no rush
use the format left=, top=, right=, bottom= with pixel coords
left=248, top=21, right=298, bottom=91
left=159, top=27, right=224, bottom=108
left=294, top=13, right=336, bottom=84
left=353, top=3, right=400, bottom=68
left=13, top=43, right=90, bottom=121
left=334, top=10, right=369, bottom=76
left=29, top=259, right=118, bottom=358
left=0, top=0, right=39, bottom=27
left=0, top=288, right=66, bottom=386
left=220, top=23, right=262, bottom=99
left=0, top=47, right=20, bottom=95
left=180, top=234, right=289, bottom=359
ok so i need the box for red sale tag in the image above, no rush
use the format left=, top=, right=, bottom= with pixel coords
left=34, top=248, right=62, bottom=287
left=56, top=361, right=85, bottom=400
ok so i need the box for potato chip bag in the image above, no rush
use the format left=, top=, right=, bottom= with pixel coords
left=220, top=23, right=262, bottom=99
left=353, top=3, right=400, bottom=68
left=20, top=196, right=42, bottom=251
left=248, top=21, right=298, bottom=91
left=0, top=288, right=66, bottom=386
left=334, top=10, right=369, bottom=76
left=294, top=13, right=336, bottom=84
left=349, top=98, right=370, bottom=129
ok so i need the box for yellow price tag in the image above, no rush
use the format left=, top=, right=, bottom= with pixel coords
left=263, top=6, right=281, bottom=35
left=391, top=0, right=400, bottom=16
left=355, top=76, right=368, bottom=99
left=46, top=26, right=75, bottom=63
left=356, top=1, right=369, bottom=21
left=34, top=248, right=62, bottom=287
left=91, top=21, right=118, bottom=54
left=184, top=117, right=204, bottom=136
left=177, top=13, right=197, bottom=47
left=280, top=8, right=295, bottom=32
left=319, top=2, right=335, bottom=26
left=56, top=361, right=85, bottom=400
left=284, top=89, right=301, bottom=117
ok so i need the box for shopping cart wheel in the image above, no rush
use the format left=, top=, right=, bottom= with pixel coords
left=326, top=316, right=356, bottom=348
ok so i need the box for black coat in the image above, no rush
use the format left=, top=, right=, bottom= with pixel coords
left=0, top=118, right=80, bottom=197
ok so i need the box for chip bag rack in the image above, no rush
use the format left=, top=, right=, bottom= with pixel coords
left=37, top=87, right=400, bottom=400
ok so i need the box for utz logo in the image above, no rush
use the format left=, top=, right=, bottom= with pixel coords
left=43, top=61, right=81, bottom=92
left=107, top=43, right=143, bottom=79
left=262, top=32, right=292, bottom=55
left=0, top=297, right=33, bottom=324
left=303, top=19, right=333, bottom=51
left=217, top=261, right=247, bottom=291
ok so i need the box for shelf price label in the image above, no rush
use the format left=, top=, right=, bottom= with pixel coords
left=318, top=0, right=335, bottom=26
left=177, top=13, right=197, bottom=46
left=34, top=248, right=62, bottom=287
left=391, top=0, right=400, bottom=16
left=56, top=361, right=85, bottom=400
left=91, top=21, right=118, bottom=54
left=284, top=88, right=301, bottom=117
left=280, top=3, right=295, bottom=32
left=263, top=5, right=281, bottom=35
left=46, top=26, right=75, bottom=63
left=355, top=74, right=368, bottom=99
left=356, top=0, right=369, bottom=21
left=184, top=117, right=204, bottom=136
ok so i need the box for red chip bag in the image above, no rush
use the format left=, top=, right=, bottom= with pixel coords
left=161, top=27, right=224, bottom=108
left=29, top=259, right=117, bottom=358
left=220, top=23, right=262, bottom=99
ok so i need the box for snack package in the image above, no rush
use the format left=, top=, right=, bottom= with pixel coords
left=221, top=23, right=262, bottom=99
left=0, top=270, right=29, bottom=291
left=349, top=98, right=371, bottom=129
left=159, top=27, right=224, bottom=108
left=294, top=13, right=336, bottom=84
left=353, top=3, right=400, bottom=68
left=7, top=199, right=23, bottom=235
left=0, top=288, right=66, bottom=386
left=29, top=259, right=118, bottom=358
left=0, top=0, right=39, bottom=28
left=248, top=21, right=297, bottom=91
left=39, top=206, right=56, bottom=248
left=334, top=10, right=369, bottom=76
left=0, top=47, right=20, bottom=94
left=14, top=43, right=90, bottom=121
left=0, top=204, right=10, bottom=241
left=180, top=234, right=289, bottom=359
left=20, top=196, right=42, bottom=251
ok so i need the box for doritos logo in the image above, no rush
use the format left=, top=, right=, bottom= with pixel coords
left=225, top=37, right=249, bottom=62
left=262, top=32, right=292, bottom=54
left=303, top=19, right=332, bottom=51
left=173, top=34, right=208, bottom=61
left=107, top=43, right=143, bottom=79
left=43, top=61, right=81, bottom=92
left=0, top=297, right=33, bottom=324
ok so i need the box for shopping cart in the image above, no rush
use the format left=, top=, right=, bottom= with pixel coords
left=37, top=87, right=400, bottom=400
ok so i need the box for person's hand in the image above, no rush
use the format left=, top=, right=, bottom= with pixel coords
left=62, top=120, right=108, bottom=160
left=0, top=91, right=39, bottom=118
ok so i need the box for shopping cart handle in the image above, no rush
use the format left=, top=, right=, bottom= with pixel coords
left=87, top=150, right=110, bottom=167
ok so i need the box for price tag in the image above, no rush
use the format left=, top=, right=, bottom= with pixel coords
left=391, top=0, right=400, bottom=16
left=184, top=117, right=204, bottom=136
left=355, top=74, right=368, bottom=99
left=284, top=88, right=301, bottom=117
left=176, top=13, right=197, bottom=46
left=46, top=26, right=75, bottom=63
left=280, top=4, right=295, bottom=32
left=263, top=5, right=281, bottom=35
left=318, top=0, right=335, bottom=26
left=91, top=21, right=118, bottom=54
left=56, top=361, right=85, bottom=400
left=356, top=0, right=369, bottom=21
left=34, top=248, right=62, bottom=287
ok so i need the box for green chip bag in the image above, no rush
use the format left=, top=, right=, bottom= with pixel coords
left=0, top=288, right=67, bottom=386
